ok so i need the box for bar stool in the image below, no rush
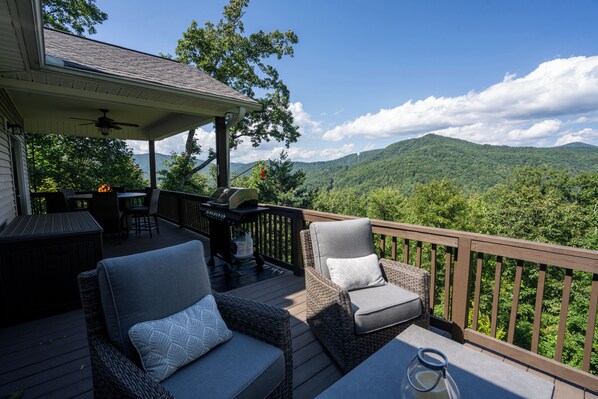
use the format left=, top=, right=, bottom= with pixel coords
left=126, top=188, right=160, bottom=237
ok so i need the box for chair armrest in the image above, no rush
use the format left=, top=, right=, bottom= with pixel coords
left=305, top=266, right=354, bottom=328
left=214, top=293, right=292, bottom=353
left=88, top=337, right=173, bottom=399
left=379, top=258, right=430, bottom=312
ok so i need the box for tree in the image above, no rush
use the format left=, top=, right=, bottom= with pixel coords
left=251, top=151, right=312, bottom=207
left=313, top=188, right=367, bottom=218
left=365, top=188, right=406, bottom=222
left=27, top=133, right=147, bottom=191
left=42, top=0, right=107, bottom=36
left=158, top=130, right=211, bottom=194
left=481, top=166, right=585, bottom=246
left=162, top=0, right=299, bottom=189
left=406, top=179, right=471, bottom=230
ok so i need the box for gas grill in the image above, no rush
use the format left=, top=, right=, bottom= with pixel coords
left=200, top=188, right=267, bottom=274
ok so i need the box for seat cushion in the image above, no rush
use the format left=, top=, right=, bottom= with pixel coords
left=161, top=332, right=285, bottom=399
left=129, top=294, right=233, bottom=382
left=349, top=284, right=422, bottom=334
left=97, top=240, right=212, bottom=361
left=309, top=218, right=375, bottom=279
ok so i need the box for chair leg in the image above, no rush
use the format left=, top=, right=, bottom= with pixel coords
left=147, top=214, right=152, bottom=238
left=154, top=214, right=160, bottom=234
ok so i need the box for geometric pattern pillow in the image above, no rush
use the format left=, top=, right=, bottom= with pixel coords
left=128, top=294, right=233, bottom=382
left=326, top=253, right=387, bottom=291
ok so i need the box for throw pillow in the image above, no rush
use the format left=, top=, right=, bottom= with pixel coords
left=128, top=294, right=233, bottom=382
left=326, top=253, right=386, bottom=291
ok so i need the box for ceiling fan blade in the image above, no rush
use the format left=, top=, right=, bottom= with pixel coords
left=112, top=125, right=123, bottom=130
left=70, top=117, right=97, bottom=122
left=113, top=122, right=139, bottom=127
left=78, top=122, right=96, bottom=126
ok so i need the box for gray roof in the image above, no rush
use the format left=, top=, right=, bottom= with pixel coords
left=43, top=28, right=258, bottom=106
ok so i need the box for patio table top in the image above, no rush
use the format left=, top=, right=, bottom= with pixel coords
left=317, top=325, right=554, bottom=399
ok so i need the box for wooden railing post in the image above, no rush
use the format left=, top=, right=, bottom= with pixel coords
left=177, top=194, right=184, bottom=228
left=451, top=236, right=473, bottom=343
left=291, top=209, right=304, bottom=276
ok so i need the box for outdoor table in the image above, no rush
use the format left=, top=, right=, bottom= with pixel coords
left=69, top=191, right=146, bottom=209
left=69, top=191, right=147, bottom=201
left=316, top=325, right=554, bottom=399
left=0, top=212, right=103, bottom=326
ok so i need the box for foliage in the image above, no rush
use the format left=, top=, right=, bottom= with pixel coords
left=405, top=179, right=471, bottom=230
left=42, top=0, right=107, bottom=36
left=27, top=133, right=146, bottom=191
left=241, top=152, right=312, bottom=207
left=482, top=166, right=586, bottom=246
left=365, top=188, right=406, bottom=222
left=158, top=130, right=211, bottom=194
left=164, top=0, right=300, bottom=190
left=298, top=134, right=598, bottom=194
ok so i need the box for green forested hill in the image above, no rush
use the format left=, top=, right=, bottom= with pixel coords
left=298, top=134, right=598, bottom=193
left=133, top=135, right=598, bottom=193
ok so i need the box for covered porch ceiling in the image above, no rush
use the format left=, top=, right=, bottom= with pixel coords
left=0, top=0, right=260, bottom=141
left=1, top=70, right=250, bottom=141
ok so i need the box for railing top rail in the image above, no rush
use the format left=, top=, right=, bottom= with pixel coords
left=299, top=208, right=598, bottom=270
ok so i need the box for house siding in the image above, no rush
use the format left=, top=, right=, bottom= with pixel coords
left=0, top=89, right=26, bottom=229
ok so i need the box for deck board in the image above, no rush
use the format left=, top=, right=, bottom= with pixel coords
left=0, top=222, right=593, bottom=398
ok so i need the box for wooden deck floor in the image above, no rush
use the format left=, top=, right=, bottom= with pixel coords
left=0, top=222, right=595, bottom=398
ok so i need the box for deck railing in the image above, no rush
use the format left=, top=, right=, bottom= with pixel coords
left=31, top=189, right=595, bottom=390
left=156, top=190, right=597, bottom=391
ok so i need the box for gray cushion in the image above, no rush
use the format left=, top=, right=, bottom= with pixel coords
left=310, top=218, right=375, bottom=279
left=161, top=332, right=285, bottom=399
left=129, top=294, right=233, bottom=382
left=327, top=254, right=386, bottom=291
left=349, top=284, right=422, bottom=334
left=97, top=240, right=212, bottom=361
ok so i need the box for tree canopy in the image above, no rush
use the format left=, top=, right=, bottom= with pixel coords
left=42, top=0, right=107, bottom=36
left=27, top=133, right=147, bottom=191
left=160, top=0, right=300, bottom=190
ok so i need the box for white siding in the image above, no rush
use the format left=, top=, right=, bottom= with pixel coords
left=0, top=125, right=15, bottom=228
left=0, top=89, right=25, bottom=228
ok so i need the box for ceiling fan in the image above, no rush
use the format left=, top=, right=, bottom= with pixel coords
left=71, top=109, right=139, bottom=136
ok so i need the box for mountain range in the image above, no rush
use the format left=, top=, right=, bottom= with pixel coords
left=134, top=134, right=598, bottom=194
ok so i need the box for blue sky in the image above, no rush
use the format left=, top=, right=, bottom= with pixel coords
left=92, top=0, right=598, bottom=162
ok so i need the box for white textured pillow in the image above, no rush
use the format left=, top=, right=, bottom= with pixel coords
left=128, top=294, right=232, bottom=382
left=326, top=254, right=386, bottom=291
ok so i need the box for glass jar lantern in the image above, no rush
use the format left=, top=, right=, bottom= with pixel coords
left=400, top=348, right=460, bottom=399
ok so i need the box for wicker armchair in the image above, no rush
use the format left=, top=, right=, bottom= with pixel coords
left=300, top=219, right=430, bottom=373
left=78, top=241, right=292, bottom=399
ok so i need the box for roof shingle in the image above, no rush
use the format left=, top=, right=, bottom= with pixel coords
left=43, top=28, right=258, bottom=106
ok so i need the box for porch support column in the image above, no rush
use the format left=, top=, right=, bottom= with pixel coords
left=149, top=140, right=157, bottom=188
left=215, top=116, right=229, bottom=188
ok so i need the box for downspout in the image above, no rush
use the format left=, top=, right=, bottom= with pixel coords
left=222, top=107, right=246, bottom=187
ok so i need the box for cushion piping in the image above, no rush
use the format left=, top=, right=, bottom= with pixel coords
left=102, top=265, right=126, bottom=354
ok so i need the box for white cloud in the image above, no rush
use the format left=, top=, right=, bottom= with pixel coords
left=323, top=56, right=598, bottom=146
left=127, top=128, right=214, bottom=155
left=289, top=102, right=322, bottom=134
left=230, top=141, right=355, bottom=163
left=554, top=128, right=598, bottom=146
left=362, top=143, right=377, bottom=151
left=507, top=120, right=562, bottom=141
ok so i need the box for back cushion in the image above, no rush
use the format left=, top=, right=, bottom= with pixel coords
left=309, top=218, right=375, bottom=279
left=97, top=240, right=212, bottom=361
